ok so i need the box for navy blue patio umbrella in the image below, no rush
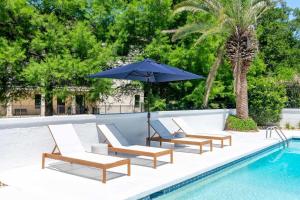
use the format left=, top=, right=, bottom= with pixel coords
left=89, top=58, right=204, bottom=145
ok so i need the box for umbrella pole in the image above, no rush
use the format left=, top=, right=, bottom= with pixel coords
left=147, top=105, right=150, bottom=146
left=147, top=81, right=151, bottom=146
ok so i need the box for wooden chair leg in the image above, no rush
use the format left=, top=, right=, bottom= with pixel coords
left=221, top=140, right=224, bottom=148
left=200, top=145, right=203, bottom=154
left=102, top=169, right=106, bottom=184
left=229, top=137, right=232, bottom=146
left=170, top=152, right=173, bottom=163
left=42, top=153, right=46, bottom=169
left=153, top=156, right=157, bottom=169
left=127, top=161, right=131, bottom=176
left=210, top=141, right=213, bottom=151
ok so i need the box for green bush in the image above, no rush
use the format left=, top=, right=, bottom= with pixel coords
left=285, top=123, right=295, bottom=130
left=248, top=77, right=287, bottom=126
left=150, top=97, right=166, bottom=111
left=286, top=82, right=300, bottom=108
left=225, top=115, right=258, bottom=131
left=285, top=123, right=291, bottom=129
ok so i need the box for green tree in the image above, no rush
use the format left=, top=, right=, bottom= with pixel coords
left=0, top=38, right=26, bottom=103
left=0, top=0, right=35, bottom=105
left=285, top=81, right=300, bottom=108
left=0, top=0, right=299, bottom=118
left=143, top=30, right=234, bottom=110
left=23, top=9, right=114, bottom=115
left=172, top=0, right=274, bottom=119
left=258, top=6, right=300, bottom=76
left=0, top=0, right=35, bottom=40
left=108, top=0, right=173, bottom=55
left=29, top=0, right=88, bottom=21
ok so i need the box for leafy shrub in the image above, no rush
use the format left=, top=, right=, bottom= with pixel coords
left=285, top=123, right=295, bottom=130
left=150, top=97, right=166, bottom=111
left=286, top=82, right=300, bottom=108
left=248, top=77, right=287, bottom=126
left=225, top=115, right=258, bottom=132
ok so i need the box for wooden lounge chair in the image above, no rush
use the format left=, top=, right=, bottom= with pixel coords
left=148, top=120, right=213, bottom=154
left=43, top=124, right=130, bottom=183
left=172, top=117, right=232, bottom=148
left=97, top=124, right=173, bottom=169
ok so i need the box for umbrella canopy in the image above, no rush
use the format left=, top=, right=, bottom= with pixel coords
left=89, top=58, right=203, bottom=82
left=89, top=58, right=204, bottom=145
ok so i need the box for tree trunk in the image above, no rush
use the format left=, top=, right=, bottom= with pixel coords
left=226, top=28, right=257, bottom=119
left=44, top=84, right=53, bottom=116
left=236, top=67, right=248, bottom=119
left=45, top=93, right=53, bottom=116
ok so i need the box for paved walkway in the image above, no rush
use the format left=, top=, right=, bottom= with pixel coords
left=0, top=130, right=299, bottom=200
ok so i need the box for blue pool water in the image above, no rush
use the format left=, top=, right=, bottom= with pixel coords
left=155, top=140, right=300, bottom=200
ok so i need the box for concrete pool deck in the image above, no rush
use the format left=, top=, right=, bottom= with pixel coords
left=1, top=130, right=300, bottom=200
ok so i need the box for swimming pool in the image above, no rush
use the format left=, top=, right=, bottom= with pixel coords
left=150, top=139, right=300, bottom=200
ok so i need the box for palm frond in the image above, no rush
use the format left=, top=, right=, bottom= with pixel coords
left=174, top=0, right=209, bottom=14
left=251, top=0, right=274, bottom=7
left=224, top=0, right=273, bottom=30
left=194, top=14, right=230, bottom=45
left=174, top=0, right=223, bottom=17
left=194, top=26, right=222, bottom=45
left=202, top=0, right=223, bottom=15
left=200, top=0, right=226, bottom=17
left=172, top=23, right=212, bottom=41
left=251, top=1, right=273, bottom=19
left=238, top=0, right=272, bottom=29
left=202, top=47, right=224, bottom=108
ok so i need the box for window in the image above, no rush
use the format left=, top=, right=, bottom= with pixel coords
left=35, top=94, right=41, bottom=109
left=134, top=95, right=140, bottom=107
left=57, top=97, right=65, bottom=106
left=57, top=97, right=65, bottom=114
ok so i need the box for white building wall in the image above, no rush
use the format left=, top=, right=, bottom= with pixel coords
left=98, top=80, right=144, bottom=114
left=280, top=109, right=300, bottom=128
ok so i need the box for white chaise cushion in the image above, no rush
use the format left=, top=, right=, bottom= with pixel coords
left=48, top=124, right=85, bottom=156
left=97, top=124, right=129, bottom=147
left=173, top=117, right=230, bottom=136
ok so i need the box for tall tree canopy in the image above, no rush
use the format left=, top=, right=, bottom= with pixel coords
left=0, top=0, right=299, bottom=122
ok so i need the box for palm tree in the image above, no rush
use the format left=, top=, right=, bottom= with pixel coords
left=172, top=0, right=274, bottom=119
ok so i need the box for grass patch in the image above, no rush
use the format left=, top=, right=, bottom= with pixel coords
left=225, top=115, right=258, bottom=132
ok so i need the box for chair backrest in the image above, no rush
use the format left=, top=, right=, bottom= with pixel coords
left=172, top=117, right=195, bottom=133
left=48, top=124, right=85, bottom=156
left=97, top=124, right=129, bottom=147
left=158, top=118, right=181, bottom=133
left=150, top=120, right=174, bottom=139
